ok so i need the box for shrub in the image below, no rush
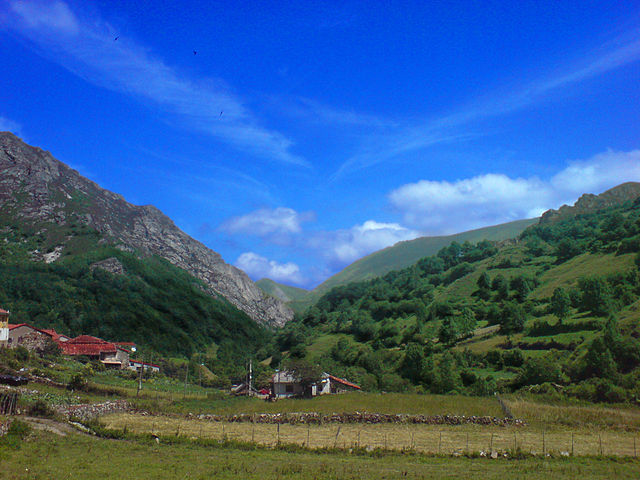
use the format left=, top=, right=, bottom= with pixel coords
left=68, top=373, right=88, bottom=391
left=28, top=399, right=55, bottom=418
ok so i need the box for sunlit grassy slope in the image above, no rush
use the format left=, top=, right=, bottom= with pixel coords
left=288, top=218, right=537, bottom=311
left=256, top=278, right=309, bottom=302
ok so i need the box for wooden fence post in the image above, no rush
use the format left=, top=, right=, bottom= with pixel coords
left=277, top=423, right=280, bottom=445
left=599, top=434, right=603, bottom=456
left=438, top=431, right=442, bottom=454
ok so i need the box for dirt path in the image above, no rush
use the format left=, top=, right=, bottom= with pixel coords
left=21, top=416, right=89, bottom=436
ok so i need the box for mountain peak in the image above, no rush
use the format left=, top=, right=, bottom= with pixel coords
left=540, top=182, right=640, bottom=224
left=0, top=133, right=293, bottom=327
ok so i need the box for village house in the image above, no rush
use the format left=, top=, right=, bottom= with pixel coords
left=60, top=335, right=130, bottom=369
left=271, top=370, right=361, bottom=398
left=4, top=323, right=60, bottom=353
left=0, top=309, right=9, bottom=346
left=128, top=359, right=160, bottom=373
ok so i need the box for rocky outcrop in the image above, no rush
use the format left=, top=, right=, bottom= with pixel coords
left=0, top=132, right=293, bottom=327
left=90, top=257, right=125, bottom=275
left=540, top=182, right=640, bottom=224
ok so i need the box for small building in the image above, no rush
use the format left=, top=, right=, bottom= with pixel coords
left=128, top=359, right=160, bottom=373
left=0, top=309, right=9, bottom=346
left=271, top=370, right=361, bottom=398
left=6, top=323, right=55, bottom=352
left=61, top=335, right=130, bottom=369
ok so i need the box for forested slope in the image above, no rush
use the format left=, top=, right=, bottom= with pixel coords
left=277, top=188, right=640, bottom=403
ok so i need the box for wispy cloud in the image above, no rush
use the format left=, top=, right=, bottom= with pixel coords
left=235, top=252, right=305, bottom=285
left=308, top=220, right=420, bottom=267
left=221, top=207, right=315, bottom=237
left=277, top=96, right=397, bottom=129
left=389, top=149, right=640, bottom=233
left=4, top=1, right=307, bottom=166
left=334, top=30, right=640, bottom=179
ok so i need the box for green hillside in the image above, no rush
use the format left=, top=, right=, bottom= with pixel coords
left=0, top=217, right=272, bottom=370
left=256, top=278, right=308, bottom=302
left=276, top=195, right=640, bottom=403
left=290, top=218, right=537, bottom=311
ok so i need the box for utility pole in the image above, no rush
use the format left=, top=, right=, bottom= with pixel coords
left=248, top=359, right=253, bottom=396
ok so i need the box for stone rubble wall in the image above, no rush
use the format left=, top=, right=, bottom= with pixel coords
left=56, top=400, right=131, bottom=420
left=184, top=412, right=526, bottom=427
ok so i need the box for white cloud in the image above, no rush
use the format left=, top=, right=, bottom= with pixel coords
left=11, top=1, right=79, bottom=34
left=311, top=220, right=421, bottom=265
left=389, top=149, right=640, bottom=233
left=6, top=1, right=306, bottom=166
left=221, top=207, right=315, bottom=237
left=235, top=252, right=304, bottom=285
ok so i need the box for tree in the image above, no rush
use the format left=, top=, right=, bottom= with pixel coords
left=514, top=357, right=562, bottom=387
left=283, top=358, right=322, bottom=397
left=400, top=343, right=426, bottom=384
left=578, top=277, right=614, bottom=316
left=458, top=308, right=476, bottom=338
left=438, top=317, right=459, bottom=345
left=555, top=238, right=582, bottom=263
left=477, top=272, right=491, bottom=290
left=509, top=276, right=532, bottom=302
left=550, top=287, right=571, bottom=323
left=432, top=352, right=460, bottom=394
left=499, top=301, right=526, bottom=334
left=581, top=337, right=617, bottom=379
left=475, top=272, right=491, bottom=300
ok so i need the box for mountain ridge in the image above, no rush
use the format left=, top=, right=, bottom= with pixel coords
left=0, top=132, right=293, bottom=327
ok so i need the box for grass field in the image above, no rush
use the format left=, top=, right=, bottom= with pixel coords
left=3, top=430, right=639, bottom=479
left=150, top=392, right=505, bottom=416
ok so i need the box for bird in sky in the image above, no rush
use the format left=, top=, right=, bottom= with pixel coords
left=114, top=36, right=119, bottom=41
left=193, top=50, right=197, bottom=55
left=219, top=111, right=223, bottom=118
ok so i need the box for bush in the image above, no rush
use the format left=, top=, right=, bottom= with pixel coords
left=68, top=373, right=88, bottom=391
left=503, top=349, right=524, bottom=367
left=28, top=399, right=55, bottom=418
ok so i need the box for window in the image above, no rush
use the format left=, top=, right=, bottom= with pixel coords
left=285, top=384, right=294, bottom=393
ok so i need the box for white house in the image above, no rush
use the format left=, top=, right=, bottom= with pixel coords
left=128, top=359, right=160, bottom=373
left=271, top=370, right=360, bottom=398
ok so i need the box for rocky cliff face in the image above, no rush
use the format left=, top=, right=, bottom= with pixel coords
left=0, top=132, right=293, bottom=327
left=540, top=182, right=640, bottom=224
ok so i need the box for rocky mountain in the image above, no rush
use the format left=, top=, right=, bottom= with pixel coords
left=540, top=182, right=640, bottom=224
left=0, top=132, right=293, bottom=327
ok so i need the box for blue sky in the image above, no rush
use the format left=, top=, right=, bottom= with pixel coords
left=1, top=1, right=640, bottom=288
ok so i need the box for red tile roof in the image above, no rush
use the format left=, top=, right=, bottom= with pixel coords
left=61, top=335, right=117, bottom=356
left=328, top=375, right=361, bottom=390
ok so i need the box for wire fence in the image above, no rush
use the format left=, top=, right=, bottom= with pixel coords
left=103, top=414, right=640, bottom=457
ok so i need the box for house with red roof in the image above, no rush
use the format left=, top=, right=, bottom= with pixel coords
left=5, top=323, right=60, bottom=352
left=60, top=335, right=130, bottom=369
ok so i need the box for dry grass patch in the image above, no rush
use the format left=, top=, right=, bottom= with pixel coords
left=101, top=413, right=640, bottom=457
left=504, top=397, right=640, bottom=431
